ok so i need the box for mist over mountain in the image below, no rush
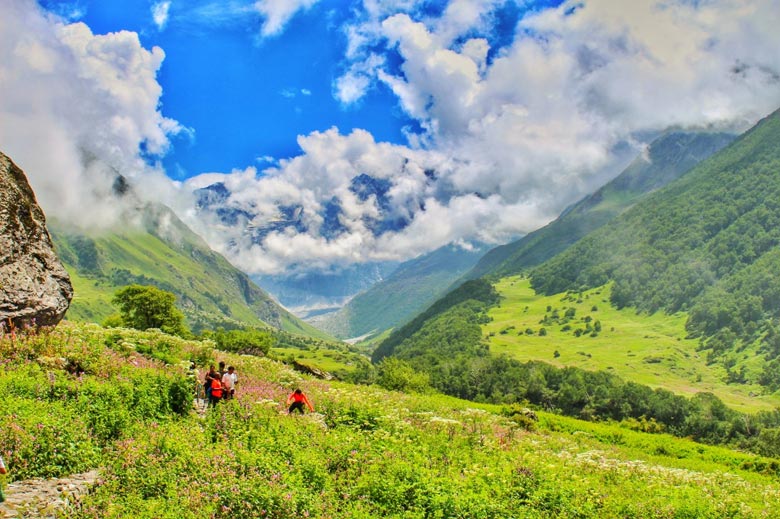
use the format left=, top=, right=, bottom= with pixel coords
left=49, top=180, right=324, bottom=338
left=252, top=262, right=400, bottom=317
left=464, top=130, right=737, bottom=281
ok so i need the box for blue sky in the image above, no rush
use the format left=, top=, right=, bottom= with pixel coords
left=40, top=0, right=418, bottom=177
left=38, top=0, right=555, bottom=179
left=2, top=0, right=779, bottom=276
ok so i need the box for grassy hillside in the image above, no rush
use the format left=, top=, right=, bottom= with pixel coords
left=371, top=278, right=500, bottom=363
left=485, top=277, right=777, bottom=412
left=50, top=203, right=329, bottom=339
left=466, top=130, right=735, bottom=280
left=314, top=244, right=487, bottom=340
left=529, top=107, right=780, bottom=382
left=2, top=322, right=780, bottom=518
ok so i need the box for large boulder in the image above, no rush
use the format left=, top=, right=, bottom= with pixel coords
left=0, top=151, right=73, bottom=330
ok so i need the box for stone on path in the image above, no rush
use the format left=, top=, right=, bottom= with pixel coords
left=0, top=470, right=99, bottom=519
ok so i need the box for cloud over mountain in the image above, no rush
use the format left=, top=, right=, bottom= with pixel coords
left=0, top=0, right=186, bottom=228
left=2, top=0, right=779, bottom=279
left=190, top=0, right=780, bottom=275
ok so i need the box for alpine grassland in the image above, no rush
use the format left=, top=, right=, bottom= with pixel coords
left=486, top=277, right=778, bottom=413
left=2, top=322, right=779, bottom=518
left=49, top=205, right=329, bottom=340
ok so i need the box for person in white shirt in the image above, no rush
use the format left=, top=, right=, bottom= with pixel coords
left=221, top=366, right=237, bottom=400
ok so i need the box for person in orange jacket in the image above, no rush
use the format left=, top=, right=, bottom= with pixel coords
left=286, top=388, right=314, bottom=414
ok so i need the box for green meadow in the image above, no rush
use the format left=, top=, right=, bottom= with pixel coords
left=271, top=345, right=364, bottom=375
left=485, top=277, right=779, bottom=413
left=2, top=322, right=779, bottom=518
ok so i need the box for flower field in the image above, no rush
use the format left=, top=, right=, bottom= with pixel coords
left=1, top=322, right=779, bottom=518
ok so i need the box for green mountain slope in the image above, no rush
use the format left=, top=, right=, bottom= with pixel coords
left=312, top=244, right=488, bottom=340
left=466, top=130, right=735, bottom=280
left=370, top=111, right=780, bottom=417
left=529, top=107, right=780, bottom=376
left=371, top=278, right=500, bottom=362
left=51, top=203, right=329, bottom=339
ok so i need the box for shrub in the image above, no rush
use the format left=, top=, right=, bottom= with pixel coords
left=376, top=358, right=430, bottom=393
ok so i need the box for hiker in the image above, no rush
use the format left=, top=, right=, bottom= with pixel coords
left=204, top=365, right=219, bottom=404
left=209, top=373, right=223, bottom=407
left=287, top=388, right=314, bottom=414
left=188, top=361, right=201, bottom=400
left=221, top=366, right=237, bottom=400
left=218, top=361, right=226, bottom=377
left=0, top=455, right=7, bottom=503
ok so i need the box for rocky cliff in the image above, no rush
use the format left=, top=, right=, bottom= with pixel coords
left=0, top=151, right=72, bottom=330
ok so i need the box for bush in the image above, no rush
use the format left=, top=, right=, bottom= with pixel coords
left=376, top=358, right=430, bottom=393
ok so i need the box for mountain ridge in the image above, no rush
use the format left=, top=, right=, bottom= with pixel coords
left=464, top=130, right=736, bottom=281
left=51, top=202, right=329, bottom=338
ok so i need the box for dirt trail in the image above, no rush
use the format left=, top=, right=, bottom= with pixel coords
left=0, top=470, right=99, bottom=518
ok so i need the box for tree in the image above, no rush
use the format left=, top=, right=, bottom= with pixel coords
left=376, top=358, right=430, bottom=393
left=112, top=284, right=189, bottom=336
left=209, top=328, right=274, bottom=355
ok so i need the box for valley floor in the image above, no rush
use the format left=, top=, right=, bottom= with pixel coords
left=485, top=277, right=780, bottom=412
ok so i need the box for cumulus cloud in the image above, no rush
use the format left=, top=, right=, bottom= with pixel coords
left=193, top=0, right=780, bottom=276
left=0, top=0, right=185, bottom=228
left=5, top=0, right=779, bottom=280
left=186, top=124, right=589, bottom=275
left=254, top=0, right=320, bottom=38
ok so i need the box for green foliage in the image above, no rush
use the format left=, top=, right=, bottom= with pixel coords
left=0, top=385, right=101, bottom=479
left=376, top=358, right=431, bottom=393
left=2, top=322, right=780, bottom=518
left=207, top=327, right=275, bottom=356
left=372, top=278, right=499, bottom=362
left=528, top=110, right=780, bottom=376
left=112, top=284, right=189, bottom=337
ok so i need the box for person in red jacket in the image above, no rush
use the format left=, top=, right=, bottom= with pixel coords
left=286, top=388, right=314, bottom=414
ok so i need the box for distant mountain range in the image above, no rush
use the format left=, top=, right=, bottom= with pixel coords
left=50, top=201, right=327, bottom=338
left=310, top=243, right=490, bottom=340
left=252, top=261, right=399, bottom=318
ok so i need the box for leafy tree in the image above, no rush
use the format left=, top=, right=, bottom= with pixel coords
left=112, top=284, right=189, bottom=337
left=376, top=358, right=430, bottom=393
left=209, top=328, right=274, bottom=356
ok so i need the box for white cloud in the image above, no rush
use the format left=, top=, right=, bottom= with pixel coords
left=195, top=0, right=780, bottom=275
left=152, top=1, right=172, bottom=30
left=253, top=0, right=320, bottom=38
left=0, top=0, right=186, bottom=229
left=5, top=0, right=780, bottom=280
left=334, top=53, right=385, bottom=105
left=185, top=125, right=570, bottom=275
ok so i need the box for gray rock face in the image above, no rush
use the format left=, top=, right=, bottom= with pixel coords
left=0, top=151, right=72, bottom=330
